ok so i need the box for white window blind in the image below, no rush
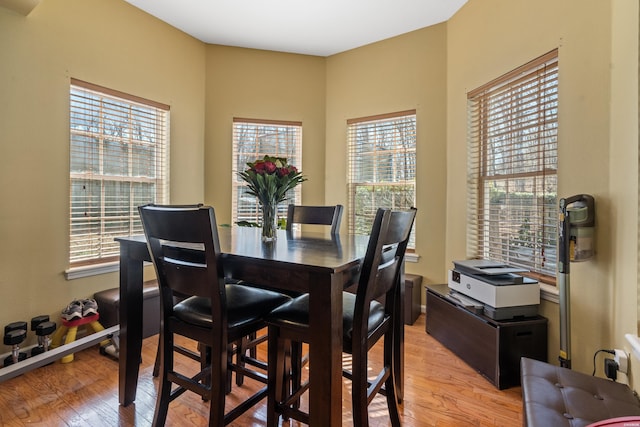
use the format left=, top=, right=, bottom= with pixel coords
left=467, top=50, right=558, bottom=281
left=347, top=110, right=416, bottom=247
left=232, top=118, right=302, bottom=225
left=69, top=79, right=169, bottom=266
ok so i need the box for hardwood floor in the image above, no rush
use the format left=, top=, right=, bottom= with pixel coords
left=0, top=315, right=523, bottom=426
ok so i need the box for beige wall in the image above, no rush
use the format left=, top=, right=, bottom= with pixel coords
left=325, top=24, right=448, bottom=284
left=203, top=45, right=326, bottom=224
left=2, top=0, right=639, bottom=384
left=610, top=0, right=639, bottom=385
left=0, top=0, right=206, bottom=337
left=447, top=0, right=639, bottom=375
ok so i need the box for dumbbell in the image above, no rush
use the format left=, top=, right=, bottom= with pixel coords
left=30, top=315, right=56, bottom=357
left=4, top=321, right=28, bottom=367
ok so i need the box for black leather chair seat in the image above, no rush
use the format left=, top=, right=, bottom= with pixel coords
left=174, top=285, right=292, bottom=330
left=266, top=292, right=386, bottom=350
left=521, top=357, right=640, bottom=427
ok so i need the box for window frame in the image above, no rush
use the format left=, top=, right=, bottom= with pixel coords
left=347, top=110, right=417, bottom=248
left=466, top=50, right=559, bottom=284
left=231, top=118, right=303, bottom=225
left=69, top=78, right=169, bottom=268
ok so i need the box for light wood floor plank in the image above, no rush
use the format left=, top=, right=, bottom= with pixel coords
left=0, top=315, right=523, bottom=426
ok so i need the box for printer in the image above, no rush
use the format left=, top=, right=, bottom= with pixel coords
left=447, top=259, right=540, bottom=320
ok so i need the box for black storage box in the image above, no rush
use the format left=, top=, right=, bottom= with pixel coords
left=404, top=274, right=422, bottom=325
left=94, top=280, right=161, bottom=339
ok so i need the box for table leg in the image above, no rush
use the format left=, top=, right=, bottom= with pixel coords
left=307, top=274, right=343, bottom=426
left=118, top=246, right=144, bottom=406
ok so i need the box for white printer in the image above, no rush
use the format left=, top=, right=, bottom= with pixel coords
left=447, top=259, right=540, bottom=320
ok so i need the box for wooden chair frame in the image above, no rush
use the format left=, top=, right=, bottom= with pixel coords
left=266, top=207, right=416, bottom=427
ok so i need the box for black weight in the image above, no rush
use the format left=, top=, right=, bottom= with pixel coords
left=3, top=328, right=26, bottom=346
left=35, top=321, right=56, bottom=336
left=4, top=321, right=27, bottom=334
left=30, top=315, right=50, bottom=330
left=3, top=352, right=27, bottom=367
left=31, top=346, right=45, bottom=357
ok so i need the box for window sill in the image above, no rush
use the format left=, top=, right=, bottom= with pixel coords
left=65, top=261, right=120, bottom=280
left=406, top=253, right=420, bottom=263
left=540, top=282, right=559, bottom=304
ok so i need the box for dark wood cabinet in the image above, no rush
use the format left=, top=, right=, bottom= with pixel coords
left=426, top=284, right=548, bottom=389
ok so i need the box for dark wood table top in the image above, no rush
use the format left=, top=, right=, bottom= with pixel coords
left=223, top=227, right=364, bottom=266
left=118, top=227, right=368, bottom=288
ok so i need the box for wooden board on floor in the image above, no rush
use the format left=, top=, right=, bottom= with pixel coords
left=0, top=315, right=523, bottom=426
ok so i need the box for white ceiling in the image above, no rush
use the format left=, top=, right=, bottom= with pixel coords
left=124, top=0, right=468, bottom=57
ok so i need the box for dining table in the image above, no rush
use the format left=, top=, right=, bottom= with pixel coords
left=116, top=226, right=376, bottom=426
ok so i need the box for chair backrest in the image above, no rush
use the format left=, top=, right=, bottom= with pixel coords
left=286, top=204, right=343, bottom=234
left=138, top=204, right=227, bottom=326
left=353, top=207, right=417, bottom=339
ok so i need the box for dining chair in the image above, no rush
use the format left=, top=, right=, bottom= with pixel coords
left=265, top=207, right=417, bottom=427
left=149, top=204, right=208, bottom=379
left=147, top=203, right=244, bottom=388
left=286, top=204, right=343, bottom=234
left=144, top=203, right=258, bottom=396
left=138, top=204, right=292, bottom=426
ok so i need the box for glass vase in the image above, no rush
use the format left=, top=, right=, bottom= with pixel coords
left=261, top=202, right=278, bottom=242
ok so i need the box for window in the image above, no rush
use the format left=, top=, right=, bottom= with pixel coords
left=232, top=118, right=302, bottom=225
left=347, top=110, right=416, bottom=246
left=467, top=49, right=558, bottom=281
left=69, top=79, right=169, bottom=266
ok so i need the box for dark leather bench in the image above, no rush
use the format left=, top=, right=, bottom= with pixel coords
left=521, top=357, right=640, bottom=427
left=94, top=280, right=160, bottom=339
